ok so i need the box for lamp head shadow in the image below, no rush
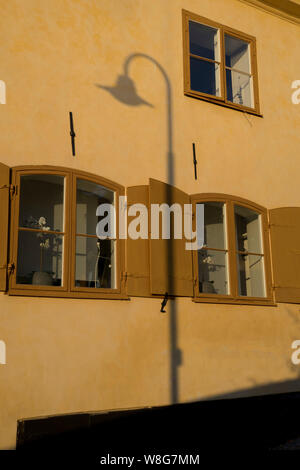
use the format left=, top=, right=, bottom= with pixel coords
left=96, top=75, right=153, bottom=107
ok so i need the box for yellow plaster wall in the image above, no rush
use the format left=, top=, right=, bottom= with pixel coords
left=0, top=0, right=300, bottom=449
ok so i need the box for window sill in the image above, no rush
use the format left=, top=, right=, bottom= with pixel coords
left=192, top=296, right=276, bottom=306
left=184, top=90, right=263, bottom=117
left=8, top=288, right=129, bottom=300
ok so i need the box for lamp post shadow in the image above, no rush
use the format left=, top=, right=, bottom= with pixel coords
left=96, top=52, right=180, bottom=404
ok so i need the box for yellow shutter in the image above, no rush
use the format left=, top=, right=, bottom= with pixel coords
left=149, top=178, right=193, bottom=296
left=126, top=185, right=150, bottom=297
left=269, top=207, right=300, bottom=303
left=0, top=162, right=10, bottom=291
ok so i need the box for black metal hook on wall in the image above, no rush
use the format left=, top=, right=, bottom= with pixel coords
left=193, top=143, right=197, bottom=180
left=69, top=112, right=76, bottom=156
left=160, top=292, right=169, bottom=313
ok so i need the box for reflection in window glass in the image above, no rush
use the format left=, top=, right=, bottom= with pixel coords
left=75, top=179, right=116, bottom=289
left=198, top=249, right=229, bottom=295
left=225, top=35, right=251, bottom=73
left=16, top=231, right=63, bottom=286
left=199, top=201, right=226, bottom=249
left=226, top=70, right=253, bottom=108
left=75, top=238, right=116, bottom=289
left=76, top=179, right=115, bottom=236
left=225, top=34, right=253, bottom=108
left=235, top=205, right=266, bottom=297
left=190, top=58, right=220, bottom=97
left=237, top=254, right=266, bottom=297
left=197, top=202, right=229, bottom=295
left=189, top=21, right=220, bottom=60
left=17, top=174, right=65, bottom=286
left=19, top=174, right=64, bottom=232
left=234, top=205, right=263, bottom=254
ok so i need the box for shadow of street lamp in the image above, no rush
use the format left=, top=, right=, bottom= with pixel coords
left=97, top=53, right=179, bottom=404
left=97, top=74, right=153, bottom=107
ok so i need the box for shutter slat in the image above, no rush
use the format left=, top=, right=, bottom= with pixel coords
left=0, top=162, right=10, bottom=291
left=149, top=178, right=193, bottom=297
left=269, top=207, right=300, bottom=303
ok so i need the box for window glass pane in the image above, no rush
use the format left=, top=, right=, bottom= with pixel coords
left=235, top=205, right=263, bottom=253
left=75, top=237, right=116, bottom=289
left=16, top=231, right=63, bottom=286
left=198, top=249, right=229, bottom=295
left=189, top=21, right=220, bottom=60
left=19, top=175, right=64, bottom=232
left=226, top=69, right=253, bottom=108
left=190, top=58, right=221, bottom=96
left=237, top=254, right=266, bottom=297
left=76, top=179, right=115, bottom=236
left=197, top=202, right=226, bottom=249
left=225, top=35, right=251, bottom=74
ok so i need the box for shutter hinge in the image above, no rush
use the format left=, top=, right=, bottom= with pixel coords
left=121, top=271, right=128, bottom=283
left=0, top=184, right=17, bottom=198
left=9, top=184, right=17, bottom=198
left=7, top=263, right=15, bottom=275
left=0, top=263, right=15, bottom=275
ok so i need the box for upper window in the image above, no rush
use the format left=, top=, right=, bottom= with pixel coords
left=9, top=167, right=126, bottom=299
left=182, top=10, right=260, bottom=114
left=192, top=195, right=273, bottom=305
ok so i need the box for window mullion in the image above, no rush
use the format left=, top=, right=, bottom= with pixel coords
left=227, top=200, right=238, bottom=298
left=220, top=27, right=227, bottom=102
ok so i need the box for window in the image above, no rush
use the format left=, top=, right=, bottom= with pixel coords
left=182, top=10, right=260, bottom=114
left=192, top=195, right=273, bottom=305
left=9, top=167, right=126, bottom=299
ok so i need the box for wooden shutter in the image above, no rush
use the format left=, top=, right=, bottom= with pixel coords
left=149, top=178, right=193, bottom=296
left=0, top=162, right=10, bottom=291
left=269, top=207, right=300, bottom=303
left=126, top=185, right=150, bottom=297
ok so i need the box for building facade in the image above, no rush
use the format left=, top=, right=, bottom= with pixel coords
left=0, top=0, right=300, bottom=449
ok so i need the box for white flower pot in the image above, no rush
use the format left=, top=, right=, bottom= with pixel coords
left=32, top=271, right=53, bottom=286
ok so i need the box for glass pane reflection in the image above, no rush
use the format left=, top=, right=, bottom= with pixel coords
left=76, top=178, right=115, bottom=236
left=75, top=237, right=116, bottom=289
left=237, top=253, right=266, bottom=297
left=16, top=230, right=63, bottom=286
left=198, top=202, right=226, bottom=249
left=189, top=21, right=220, bottom=60
left=19, top=174, right=64, bottom=232
left=235, top=205, right=263, bottom=254
left=190, top=58, right=221, bottom=97
left=225, top=35, right=251, bottom=73
left=226, top=69, right=253, bottom=108
left=198, top=249, right=229, bottom=295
